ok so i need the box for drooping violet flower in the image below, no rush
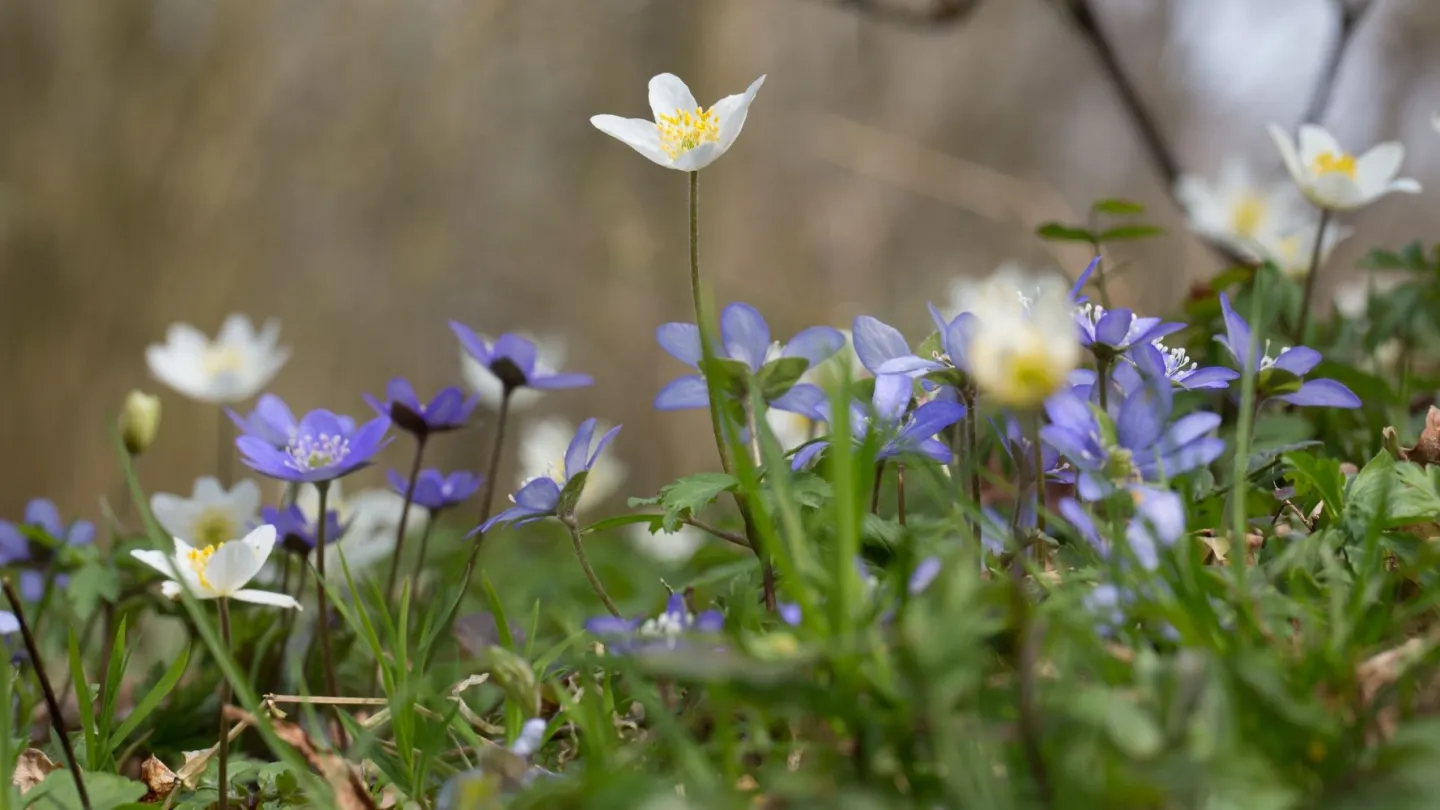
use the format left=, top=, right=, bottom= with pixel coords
left=1215, top=293, right=1360, bottom=408
left=654, top=302, right=843, bottom=412
left=790, top=374, right=966, bottom=470
left=1059, top=487, right=1186, bottom=570
left=584, top=592, right=723, bottom=653
left=449, top=325, right=594, bottom=394
left=364, top=379, right=477, bottom=437
left=237, top=409, right=392, bottom=484
left=259, top=504, right=345, bottom=557
left=1041, top=374, right=1223, bottom=501
left=0, top=499, right=95, bottom=603
left=386, top=469, right=483, bottom=512
left=479, top=418, right=621, bottom=532
left=226, top=393, right=298, bottom=449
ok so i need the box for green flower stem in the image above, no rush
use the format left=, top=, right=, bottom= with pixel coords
left=312, top=482, right=338, bottom=702
left=2, top=578, right=91, bottom=810
left=385, top=433, right=428, bottom=602
left=1095, top=353, right=1111, bottom=413
left=1030, top=411, right=1046, bottom=536
left=1294, top=208, right=1332, bottom=343
left=689, top=170, right=734, bottom=478
left=408, top=512, right=438, bottom=591
left=562, top=515, right=622, bottom=618
left=217, top=597, right=232, bottom=810
left=742, top=397, right=777, bottom=612
left=897, top=463, right=907, bottom=527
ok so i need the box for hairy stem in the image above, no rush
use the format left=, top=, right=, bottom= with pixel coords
left=385, top=433, right=428, bottom=601
left=563, top=517, right=622, bottom=618
left=313, top=483, right=338, bottom=701
left=217, top=597, right=232, bottom=810
left=409, top=513, right=439, bottom=591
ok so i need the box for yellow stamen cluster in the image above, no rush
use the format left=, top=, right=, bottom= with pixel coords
left=186, top=544, right=218, bottom=591
left=202, top=344, right=245, bottom=376
left=1229, top=194, right=1267, bottom=237
left=656, top=107, right=720, bottom=160
left=192, top=509, right=237, bottom=549
left=1311, top=151, right=1357, bottom=179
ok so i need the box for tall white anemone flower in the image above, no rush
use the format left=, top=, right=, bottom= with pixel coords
left=960, top=269, right=1080, bottom=410
left=131, top=525, right=299, bottom=608
left=150, top=477, right=261, bottom=549
left=591, top=73, right=765, bottom=171
left=461, top=333, right=566, bottom=412
left=145, top=314, right=290, bottom=404
left=1174, top=160, right=1308, bottom=258
left=518, top=417, right=628, bottom=512
left=1268, top=124, right=1421, bottom=212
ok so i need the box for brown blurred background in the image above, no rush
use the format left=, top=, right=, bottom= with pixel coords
left=1, top=0, right=1438, bottom=518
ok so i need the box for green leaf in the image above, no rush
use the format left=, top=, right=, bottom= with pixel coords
left=1097, top=224, right=1165, bottom=242
left=653, top=473, right=739, bottom=532
left=1035, top=222, right=1096, bottom=243
left=696, top=357, right=751, bottom=398
left=756, top=357, right=810, bottom=401
left=24, top=770, right=146, bottom=810
left=557, top=469, right=588, bottom=517
left=65, top=563, right=118, bottom=624
left=1285, top=451, right=1345, bottom=522
left=1344, top=451, right=1396, bottom=542
left=66, top=632, right=97, bottom=771
left=582, top=514, right=661, bottom=535
left=1090, top=198, right=1146, bottom=216
left=107, top=643, right=189, bottom=753
left=1071, top=687, right=1162, bottom=758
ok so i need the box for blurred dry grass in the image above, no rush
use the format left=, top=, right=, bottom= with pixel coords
left=1, top=0, right=1439, bottom=518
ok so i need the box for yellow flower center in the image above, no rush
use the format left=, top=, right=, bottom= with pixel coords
left=191, top=509, right=237, bottom=549
left=186, top=544, right=218, bottom=591
left=202, top=344, right=245, bottom=376
left=1229, top=194, right=1267, bottom=237
left=1311, top=151, right=1357, bottom=179
left=655, top=108, right=720, bottom=160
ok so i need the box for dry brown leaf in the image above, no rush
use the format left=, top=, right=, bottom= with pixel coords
left=1386, top=407, right=1440, bottom=466
left=139, top=755, right=178, bottom=803
left=1357, top=636, right=1435, bottom=744
left=12, top=748, right=59, bottom=795
left=1196, top=531, right=1263, bottom=566
left=225, top=706, right=377, bottom=810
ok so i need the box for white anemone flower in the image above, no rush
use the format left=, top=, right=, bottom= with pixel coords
left=591, top=73, right=765, bottom=172
left=1251, top=219, right=1353, bottom=280
left=627, top=523, right=706, bottom=565
left=150, top=477, right=261, bottom=549
left=131, top=525, right=299, bottom=608
left=942, top=260, right=1031, bottom=320
left=960, top=269, right=1080, bottom=410
left=293, top=481, right=421, bottom=577
left=1174, top=160, right=1308, bottom=258
left=145, top=314, right=290, bottom=404
left=1268, top=124, right=1421, bottom=212
left=461, top=333, right=566, bottom=412
left=519, top=417, right=627, bottom=512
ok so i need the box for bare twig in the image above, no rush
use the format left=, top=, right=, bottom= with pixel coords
left=1302, top=1, right=1371, bottom=125
left=681, top=517, right=751, bottom=549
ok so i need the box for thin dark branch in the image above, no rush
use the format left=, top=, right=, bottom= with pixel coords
left=681, top=517, right=751, bottom=550
left=1301, top=1, right=1370, bottom=124
left=796, top=0, right=981, bottom=28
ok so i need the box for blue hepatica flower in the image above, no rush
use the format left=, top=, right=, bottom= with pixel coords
left=226, top=393, right=297, bottom=448
left=238, top=409, right=391, bottom=484
left=0, top=498, right=95, bottom=605
left=480, top=418, right=620, bottom=532
left=1133, top=339, right=1238, bottom=391
left=1073, top=303, right=1183, bottom=355
left=260, top=504, right=344, bottom=556
left=450, top=324, right=594, bottom=392
left=1059, top=487, right=1186, bottom=570
left=790, top=374, right=966, bottom=470
left=1041, top=370, right=1224, bottom=501
left=1215, top=293, right=1360, bottom=408
left=365, top=379, right=477, bottom=436
left=387, top=469, right=483, bottom=512
left=654, top=302, right=844, bottom=411
left=857, top=307, right=979, bottom=380
left=584, top=592, right=723, bottom=653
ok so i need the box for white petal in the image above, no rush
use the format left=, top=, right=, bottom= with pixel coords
left=204, top=537, right=264, bottom=595
left=1267, top=124, right=1307, bottom=188
left=191, top=476, right=227, bottom=505
left=647, top=73, right=699, bottom=120
left=149, top=494, right=200, bottom=541
left=671, top=141, right=721, bottom=172
left=131, top=549, right=178, bottom=578
left=628, top=524, right=705, bottom=564
left=1355, top=142, right=1404, bottom=198
left=590, top=114, right=673, bottom=168
left=1310, top=173, right=1363, bottom=210
left=711, top=75, right=765, bottom=154
left=159, top=581, right=208, bottom=601
left=1296, top=124, right=1342, bottom=167
left=240, top=524, right=278, bottom=565
left=518, top=418, right=573, bottom=486
left=217, top=313, right=256, bottom=347
left=229, top=479, right=262, bottom=525
left=172, top=536, right=198, bottom=559
left=145, top=345, right=210, bottom=402
left=1388, top=177, right=1423, bottom=194
left=254, top=318, right=283, bottom=352
left=230, top=589, right=302, bottom=610
left=240, top=345, right=291, bottom=399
